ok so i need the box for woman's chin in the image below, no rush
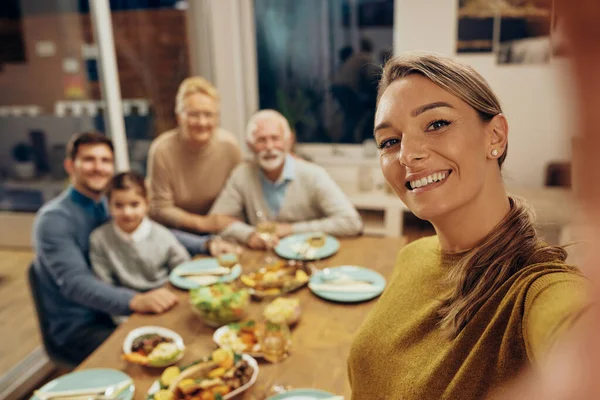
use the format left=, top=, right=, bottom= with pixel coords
left=183, top=130, right=213, bottom=147
left=405, top=202, right=449, bottom=223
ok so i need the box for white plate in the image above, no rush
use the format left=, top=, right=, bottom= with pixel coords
left=123, top=326, right=185, bottom=367
left=146, top=354, right=259, bottom=399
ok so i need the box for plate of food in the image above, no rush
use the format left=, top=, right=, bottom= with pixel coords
left=239, top=260, right=311, bottom=299
left=275, top=233, right=340, bottom=261
left=31, top=369, right=134, bottom=400
left=190, top=283, right=250, bottom=327
left=170, top=258, right=242, bottom=290
left=213, top=320, right=262, bottom=356
left=308, top=266, right=386, bottom=303
left=213, top=299, right=299, bottom=355
left=146, top=348, right=258, bottom=400
left=122, top=326, right=184, bottom=367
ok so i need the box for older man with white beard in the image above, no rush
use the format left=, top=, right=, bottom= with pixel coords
left=209, top=109, right=363, bottom=249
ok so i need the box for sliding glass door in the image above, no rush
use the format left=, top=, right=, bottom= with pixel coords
left=254, top=0, right=395, bottom=145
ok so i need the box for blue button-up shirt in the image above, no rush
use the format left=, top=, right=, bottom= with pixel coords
left=259, top=155, right=296, bottom=216
left=69, top=185, right=109, bottom=222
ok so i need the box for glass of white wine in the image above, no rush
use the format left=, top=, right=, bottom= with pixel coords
left=257, top=321, right=292, bottom=363
left=213, top=235, right=240, bottom=272
left=256, top=210, right=277, bottom=263
left=217, top=252, right=239, bottom=270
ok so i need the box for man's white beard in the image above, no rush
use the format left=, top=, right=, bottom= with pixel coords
left=257, top=150, right=285, bottom=171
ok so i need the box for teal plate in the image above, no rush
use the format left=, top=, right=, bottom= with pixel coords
left=268, top=388, right=336, bottom=399
left=309, top=265, right=386, bottom=303
left=169, top=258, right=242, bottom=290
left=31, top=369, right=134, bottom=400
left=275, top=233, right=340, bottom=260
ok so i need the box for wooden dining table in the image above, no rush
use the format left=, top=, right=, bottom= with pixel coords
left=76, top=236, right=406, bottom=399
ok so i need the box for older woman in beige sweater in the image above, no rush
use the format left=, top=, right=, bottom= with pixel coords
left=147, top=77, right=242, bottom=254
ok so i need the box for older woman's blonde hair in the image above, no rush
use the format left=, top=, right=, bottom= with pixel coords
left=245, top=109, right=292, bottom=144
left=175, top=76, right=219, bottom=113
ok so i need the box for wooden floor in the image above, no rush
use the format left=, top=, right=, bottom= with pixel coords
left=0, top=218, right=435, bottom=398
left=0, top=248, right=39, bottom=378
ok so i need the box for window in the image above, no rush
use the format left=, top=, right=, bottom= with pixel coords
left=255, top=0, right=394, bottom=144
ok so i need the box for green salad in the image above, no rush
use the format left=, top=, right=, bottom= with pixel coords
left=189, top=283, right=249, bottom=327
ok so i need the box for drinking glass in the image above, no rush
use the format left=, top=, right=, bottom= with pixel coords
left=217, top=252, right=239, bottom=270
left=258, top=321, right=291, bottom=364
left=256, top=210, right=277, bottom=263
left=210, top=236, right=237, bottom=267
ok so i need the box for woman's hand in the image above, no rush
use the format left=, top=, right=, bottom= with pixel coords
left=246, top=232, right=279, bottom=250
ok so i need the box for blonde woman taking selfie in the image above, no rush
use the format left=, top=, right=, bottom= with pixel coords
left=348, top=53, right=589, bottom=400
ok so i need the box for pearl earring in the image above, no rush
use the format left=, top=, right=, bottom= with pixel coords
left=491, top=149, right=499, bottom=157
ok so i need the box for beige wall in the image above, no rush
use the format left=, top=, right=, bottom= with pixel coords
left=393, top=0, right=574, bottom=187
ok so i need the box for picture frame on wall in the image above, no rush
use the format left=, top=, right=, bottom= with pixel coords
left=457, top=0, right=556, bottom=65
left=496, top=1, right=552, bottom=65
left=456, top=0, right=495, bottom=54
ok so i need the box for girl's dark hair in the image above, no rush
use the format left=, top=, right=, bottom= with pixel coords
left=106, top=171, right=147, bottom=199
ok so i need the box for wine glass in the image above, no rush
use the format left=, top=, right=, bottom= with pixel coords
left=256, top=210, right=277, bottom=264
left=217, top=252, right=239, bottom=270
left=213, top=235, right=240, bottom=273
left=257, top=321, right=292, bottom=364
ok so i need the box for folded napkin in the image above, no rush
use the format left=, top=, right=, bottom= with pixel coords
left=309, top=282, right=380, bottom=293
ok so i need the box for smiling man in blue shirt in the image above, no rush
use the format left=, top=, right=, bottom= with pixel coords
left=32, top=132, right=179, bottom=364
left=210, top=110, right=363, bottom=248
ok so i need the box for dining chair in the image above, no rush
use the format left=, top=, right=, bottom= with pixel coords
left=27, top=263, right=77, bottom=370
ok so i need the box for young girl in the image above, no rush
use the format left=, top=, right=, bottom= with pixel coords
left=90, top=171, right=191, bottom=292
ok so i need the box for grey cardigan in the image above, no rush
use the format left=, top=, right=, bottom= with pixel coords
left=90, top=220, right=190, bottom=291
left=209, top=158, right=363, bottom=243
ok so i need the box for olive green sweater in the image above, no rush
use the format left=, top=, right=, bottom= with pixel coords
left=348, top=236, right=589, bottom=400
